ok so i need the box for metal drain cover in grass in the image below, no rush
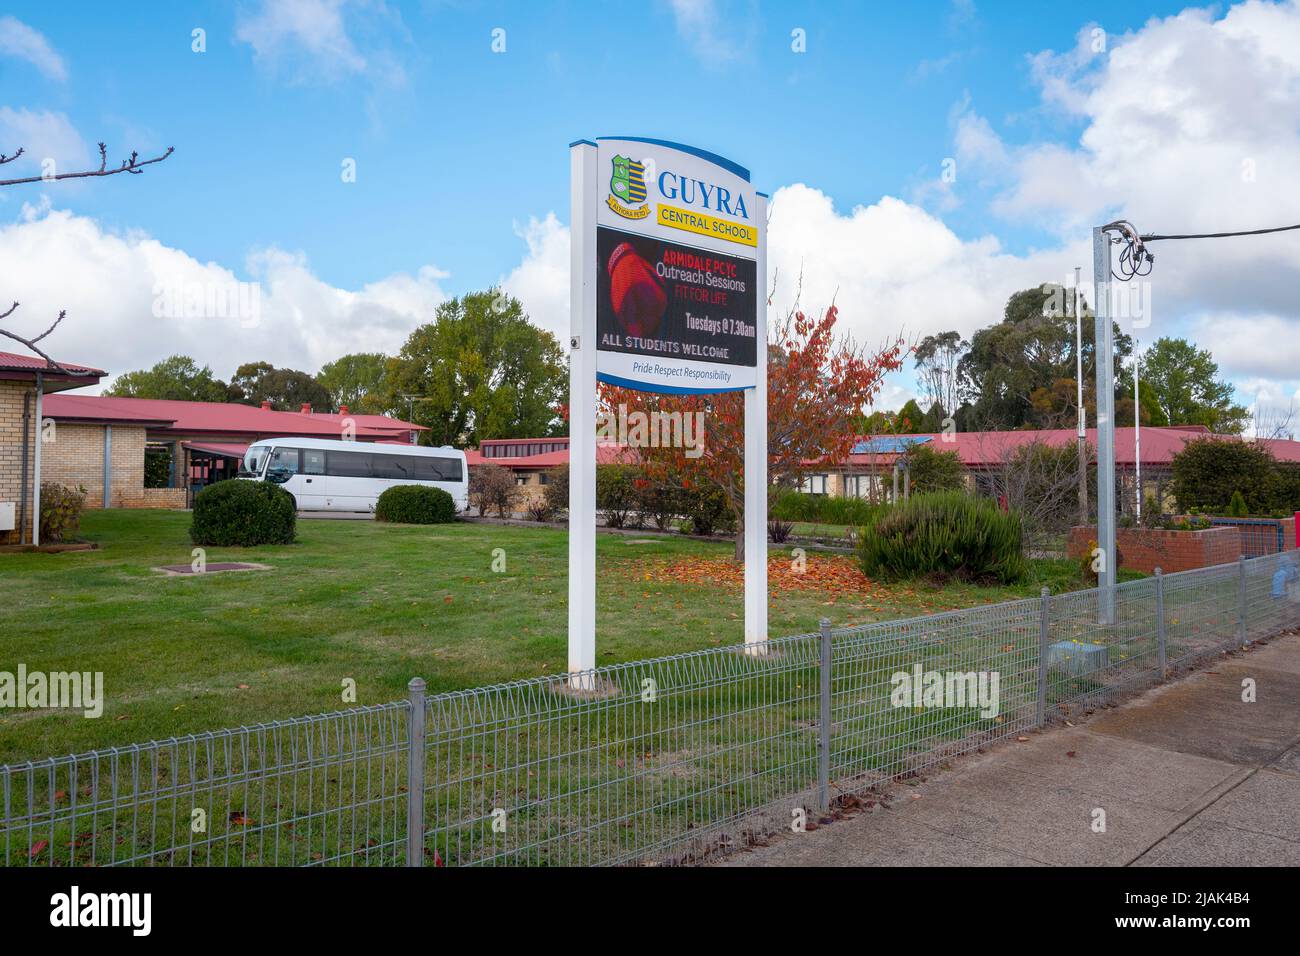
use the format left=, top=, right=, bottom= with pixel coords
left=154, top=562, right=270, bottom=576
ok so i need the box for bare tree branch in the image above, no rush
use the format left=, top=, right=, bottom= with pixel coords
left=0, top=147, right=24, bottom=166
left=0, top=302, right=94, bottom=376
left=0, top=142, right=174, bottom=187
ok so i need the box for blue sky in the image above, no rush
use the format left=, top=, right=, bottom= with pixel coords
left=3, top=0, right=1187, bottom=284
left=2, top=0, right=1299, bottom=425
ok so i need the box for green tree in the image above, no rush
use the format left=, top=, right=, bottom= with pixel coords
left=385, top=289, right=567, bottom=447
left=317, top=352, right=390, bottom=414
left=1171, top=437, right=1277, bottom=513
left=903, top=443, right=965, bottom=493
left=959, top=284, right=1128, bottom=430
left=229, top=362, right=333, bottom=411
left=104, top=355, right=229, bottom=402
left=896, top=399, right=926, bottom=433
left=1136, top=337, right=1249, bottom=435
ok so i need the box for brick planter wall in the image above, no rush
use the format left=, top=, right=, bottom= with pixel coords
left=1067, top=524, right=1242, bottom=574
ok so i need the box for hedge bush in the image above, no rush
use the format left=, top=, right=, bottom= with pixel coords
left=40, top=482, right=87, bottom=543
left=375, top=485, right=457, bottom=524
left=596, top=464, right=638, bottom=528
left=190, top=479, right=296, bottom=546
left=469, top=462, right=518, bottom=517
left=772, top=489, right=879, bottom=526
left=857, top=491, right=1027, bottom=584
left=1171, top=437, right=1300, bottom=515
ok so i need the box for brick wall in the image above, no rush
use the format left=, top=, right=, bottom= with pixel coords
left=1067, top=524, right=1243, bottom=574
left=41, top=422, right=149, bottom=508
left=0, top=380, right=36, bottom=544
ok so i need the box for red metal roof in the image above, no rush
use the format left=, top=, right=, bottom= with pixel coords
left=42, top=394, right=424, bottom=441
left=466, top=443, right=631, bottom=468
left=466, top=425, right=1300, bottom=471
left=838, top=425, right=1300, bottom=469
left=0, top=350, right=105, bottom=375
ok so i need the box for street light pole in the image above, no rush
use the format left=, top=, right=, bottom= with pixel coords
left=1074, top=266, right=1087, bottom=526
left=1134, top=341, right=1142, bottom=523
left=1093, top=227, right=1117, bottom=626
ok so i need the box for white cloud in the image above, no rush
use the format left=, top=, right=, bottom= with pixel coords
left=666, top=0, right=752, bottom=64
left=235, top=0, right=406, bottom=85
left=500, top=214, right=569, bottom=340
left=0, top=204, right=448, bottom=389
left=766, top=184, right=1085, bottom=348
left=0, top=16, right=67, bottom=82
left=0, top=108, right=89, bottom=182
left=950, top=0, right=1300, bottom=391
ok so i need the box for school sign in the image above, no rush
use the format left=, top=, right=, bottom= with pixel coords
left=568, top=136, right=769, bottom=680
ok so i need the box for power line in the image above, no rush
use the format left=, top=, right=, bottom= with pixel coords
left=1141, top=223, right=1300, bottom=241
left=1103, top=218, right=1300, bottom=280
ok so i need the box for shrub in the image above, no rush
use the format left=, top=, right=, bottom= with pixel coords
left=375, top=485, right=457, bottom=524
left=857, top=491, right=1027, bottom=584
left=190, top=480, right=296, bottom=546
left=1171, top=437, right=1281, bottom=514
left=635, top=478, right=682, bottom=531
left=1226, top=490, right=1249, bottom=518
left=469, top=463, right=518, bottom=517
left=596, top=464, right=637, bottom=528
left=144, top=448, right=171, bottom=489
left=767, top=517, right=794, bottom=543
left=771, top=489, right=879, bottom=526
left=904, top=444, right=965, bottom=494
left=527, top=500, right=555, bottom=522
left=542, top=464, right=568, bottom=519
left=39, top=482, right=87, bottom=544
left=681, top=483, right=734, bottom=536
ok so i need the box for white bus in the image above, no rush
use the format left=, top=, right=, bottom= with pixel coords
left=239, top=437, right=468, bottom=513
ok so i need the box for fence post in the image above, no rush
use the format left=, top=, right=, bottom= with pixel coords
left=818, top=618, right=831, bottom=811
left=1155, top=568, right=1166, bottom=681
left=406, top=677, right=426, bottom=867
left=1036, top=587, right=1050, bottom=727
left=1238, top=554, right=1248, bottom=646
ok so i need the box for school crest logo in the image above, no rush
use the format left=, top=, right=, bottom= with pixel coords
left=607, top=155, right=650, bottom=220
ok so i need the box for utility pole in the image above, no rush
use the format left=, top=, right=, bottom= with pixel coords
left=1093, top=228, right=1117, bottom=626
left=1134, top=341, right=1142, bottom=523
left=1074, top=266, right=1087, bottom=526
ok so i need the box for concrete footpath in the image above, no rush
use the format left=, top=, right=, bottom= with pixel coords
left=721, top=631, right=1300, bottom=866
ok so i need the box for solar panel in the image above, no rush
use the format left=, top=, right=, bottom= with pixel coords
left=850, top=435, right=934, bottom=455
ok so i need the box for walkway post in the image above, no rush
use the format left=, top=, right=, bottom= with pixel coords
left=1037, top=586, right=1050, bottom=726
left=1155, top=568, right=1167, bottom=681
left=818, top=618, right=831, bottom=810
left=406, top=677, right=426, bottom=866
left=1093, top=227, right=1117, bottom=626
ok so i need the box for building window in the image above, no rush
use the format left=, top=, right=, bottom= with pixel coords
left=800, top=474, right=828, bottom=495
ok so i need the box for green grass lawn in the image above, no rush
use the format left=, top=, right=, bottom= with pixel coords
left=0, top=509, right=1119, bottom=764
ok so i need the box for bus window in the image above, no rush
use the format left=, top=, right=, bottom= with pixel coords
left=303, top=449, right=326, bottom=475
left=372, top=454, right=415, bottom=480
left=327, top=450, right=373, bottom=478
left=265, top=447, right=300, bottom=483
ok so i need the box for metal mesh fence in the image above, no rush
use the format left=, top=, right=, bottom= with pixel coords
left=4, top=551, right=1298, bottom=867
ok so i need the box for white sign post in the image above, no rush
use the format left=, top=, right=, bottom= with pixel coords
left=568, top=137, right=768, bottom=686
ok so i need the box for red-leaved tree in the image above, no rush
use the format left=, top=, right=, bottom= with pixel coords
left=599, top=300, right=907, bottom=558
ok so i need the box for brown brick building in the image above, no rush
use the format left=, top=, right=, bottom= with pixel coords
left=0, top=351, right=106, bottom=545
